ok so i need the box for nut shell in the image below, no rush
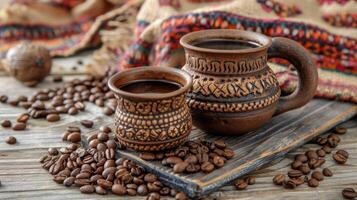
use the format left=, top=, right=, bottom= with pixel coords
left=6, top=42, right=51, bottom=86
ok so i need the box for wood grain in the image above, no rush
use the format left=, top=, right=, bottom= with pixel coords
left=0, top=60, right=357, bottom=199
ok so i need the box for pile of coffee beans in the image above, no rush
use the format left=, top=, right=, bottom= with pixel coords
left=0, top=70, right=117, bottom=133
left=272, top=126, right=350, bottom=192
left=139, top=139, right=235, bottom=174
left=40, top=125, right=189, bottom=200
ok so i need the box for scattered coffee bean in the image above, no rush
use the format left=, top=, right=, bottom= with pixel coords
left=17, top=113, right=29, bottom=123
left=307, top=178, right=319, bottom=187
left=288, top=170, right=303, bottom=178
left=336, top=150, right=349, bottom=159
left=244, top=176, right=256, bottom=185
left=0, top=95, right=8, bottom=103
left=284, top=179, right=296, bottom=189
left=48, top=148, right=58, bottom=156
left=53, top=75, right=63, bottom=82
left=201, top=162, right=215, bottom=173
left=306, top=150, right=318, bottom=160
left=295, top=154, right=308, bottom=163
left=46, top=114, right=60, bottom=122
left=68, top=107, right=78, bottom=115
left=5, top=136, right=16, bottom=144
left=299, top=164, right=311, bottom=175
left=273, top=174, right=285, bottom=185
left=175, top=192, right=188, bottom=200
left=322, top=168, right=333, bottom=177
left=342, top=188, right=357, bottom=199
left=12, top=122, right=26, bottom=130
left=80, top=185, right=95, bottom=193
left=311, top=171, right=324, bottom=181
left=112, top=184, right=127, bottom=195
left=234, top=179, right=248, bottom=190
left=173, top=162, right=188, bottom=173
left=67, top=132, right=81, bottom=143
left=316, top=149, right=326, bottom=157
left=334, top=126, right=347, bottom=135
left=103, top=107, right=114, bottom=116
left=291, top=161, right=302, bottom=170
left=99, top=126, right=111, bottom=133
left=322, top=146, right=332, bottom=154
left=333, top=151, right=348, bottom=164
left=212, top=156, right=225, bottom=168
left=1, top=120, right=11, bottom=128
left=80, top=120, right=93, bottom=128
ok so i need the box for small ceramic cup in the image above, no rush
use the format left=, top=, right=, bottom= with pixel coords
left=108, top=66, right=193, bottom=151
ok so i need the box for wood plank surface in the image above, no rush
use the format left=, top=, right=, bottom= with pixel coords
left=118, top=100, right=357, bottom=198
left=0, top=58, right=357, bottom=199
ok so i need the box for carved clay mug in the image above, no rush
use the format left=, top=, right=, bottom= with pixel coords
left=108, top=66, right=193, bottom=151
left=180, top=29, right=318, bottom=135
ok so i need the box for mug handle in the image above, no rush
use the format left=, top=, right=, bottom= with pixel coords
left=268, top=37, right=318, bottom=115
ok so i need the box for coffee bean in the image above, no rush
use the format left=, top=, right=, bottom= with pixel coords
left=322, top=146, right=332, bottom=154
left=223, top=148, right=235, bottom=159
left=273, top=174, right=285, bottom=185
left=333, top=152, right=348, bottom=164
left=80, top=185, right=95, bottom=193
left=147, top=192, right=160, bottom=200
left=173, top=162, right=188, bottom=173
left=81, top=120, right=93, bottom=128
left=334, top=126, right=347, bottom=135
left=201, top=162, right=215, bottom=173
left=97, top=132, right=109, bottom=142
left=103, top=107, right=114, bottom=116
left=213, top=139, right=226, bottom=149
left=68, top=107, right=78, bottom=115
left=89, top=139, right=99, bottom=148
left=288, top=170, right=303, bottom=178
left=67, top=132, right=81, bottom=143
left=95, top=185, right=107, bottom=195
left=137, top=184, right=149, bottom=196
left=244, top=176, right=256, bottom=185
left=8, top=99, right=19, bottom=106
left=336, top=149, right=349, bottom=159
left=184, top=155, right=198, bottom=164
left=175, top=192, right=188, bottom=200
left=12, top=122, right=26, bottom=131
left=53, top=75, right=63, bottom=82
left=234, top=179, right=248, bottom=190
left=342, top=188, right=357, bottom=199
left=5, top=136, right=16, bottom=144
left=74, top=102, right=85, bottom=111
left=307, top=178, right=319, bottom=187
left=16, top=113, right=29, bottom=123
left=291, top=161, right=302, bottom=170
left=213, top=156, right=225, bottom=168
left=327, top=134, right=340, bottom=148
left=46, top=114, right=60, bottom=122
left=306, top=150, right=318, bottom=160
left=322, top=168, right=333, bottom=177
left=1, top=120, right=11, bottom=128
left=186, top=164, right=200, bottom=173
left=48, top=148, right=58, bottom=156
left=99, top=126, right=111, bottom=133
left=295, top=154, right=308, bottom=163
left=284, top=179, right=296, bottom=189
left=291, top=177, right=304, bottom=186
left=0, top=95, right=8, bottom=103
left=316, top=149, right=326, bottom=157
left=63, top=177, right=75, bottom=187
left=144, top=173, right=157, bottom=183
left=312, top=171, right=324, bottom=181
left=166, top=156, right=183, bottom=165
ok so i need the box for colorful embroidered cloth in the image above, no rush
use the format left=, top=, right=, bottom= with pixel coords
left=120, top=0, right=357, bottom=102
left=0, top=0, right=356, bottom=102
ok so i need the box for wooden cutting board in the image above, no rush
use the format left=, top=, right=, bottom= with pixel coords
left=115, top=99, right=357, bottom=198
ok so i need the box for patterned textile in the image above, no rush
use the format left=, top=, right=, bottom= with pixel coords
left=0, top=0, right=356, bottom=103
left=0, top=0, right=136, bottom=57
left=120, top=0, right=357, bottom=103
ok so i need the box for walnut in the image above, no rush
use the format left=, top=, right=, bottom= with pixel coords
left=5, top=42, right=51, bottom=87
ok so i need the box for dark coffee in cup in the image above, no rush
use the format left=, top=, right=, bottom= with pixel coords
left=192, top=39, right=260, bottom=50
left=119, top=80, right=181, bottom=94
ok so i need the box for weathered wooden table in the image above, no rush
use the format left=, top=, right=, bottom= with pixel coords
left=0, top=54, right=356, bottom=200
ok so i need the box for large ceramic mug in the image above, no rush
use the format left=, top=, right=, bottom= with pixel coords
left=180, top=29, right=318, bottom=135
left=108, top=66, right=193, bottom=151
